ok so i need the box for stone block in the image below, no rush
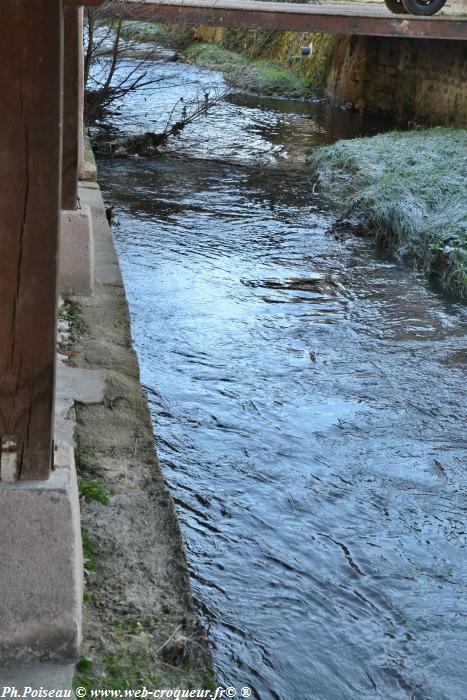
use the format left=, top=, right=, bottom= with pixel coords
left=59, top=206, right=94, bottom=296
left=0, top=448, right=83, bottom=665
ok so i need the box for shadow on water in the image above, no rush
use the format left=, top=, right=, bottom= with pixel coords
left=97, top=55, right=467, bottom=700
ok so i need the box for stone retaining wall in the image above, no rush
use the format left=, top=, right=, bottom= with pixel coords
left=327, top=36, right=467, bottom=126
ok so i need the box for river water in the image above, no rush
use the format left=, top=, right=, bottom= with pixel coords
left=97, top=55, right=467, bottom=699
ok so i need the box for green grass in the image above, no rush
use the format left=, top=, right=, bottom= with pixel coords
left=76, top=657, right=94, bottom=674
left=309, top=128, right=467, bottom=297
left=78, top=476, right=111, bottom=505
left=81, top=527, right=96, bottom=572
left=186, top=42, right=310, bottom=97
left=73, top=646, right=215, bottom=693
left=58, top=300, right=81, bottom=324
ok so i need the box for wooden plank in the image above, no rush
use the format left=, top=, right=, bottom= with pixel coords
left=0, top=0, right=63, bottom=481
left=62, top=4, right=81, bottom=210
left=66, top=0, right=106, bottom=4
left=87, top=0, right=467, bottom=41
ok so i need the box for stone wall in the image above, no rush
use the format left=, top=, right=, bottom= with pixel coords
left=326, top=36, right=467, bottom=125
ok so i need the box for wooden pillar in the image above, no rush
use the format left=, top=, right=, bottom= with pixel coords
left=0, top=0, right=63, bottom=480
left=62, top=3, right=81, bottom=210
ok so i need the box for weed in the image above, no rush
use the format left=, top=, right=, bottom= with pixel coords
left=58, top=300, right=81, bottom=325
left=77, top=657, right=94, bottom=673
left=81, top=527, right=96, bottom=572
left=114, top=618, right=141, bottom=634
left=78, top=476, right=111, bottom=505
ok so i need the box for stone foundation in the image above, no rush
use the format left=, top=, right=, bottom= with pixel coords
left=0, top=449, right=83, bottom=666
left=326, top=36, right=467, bottom=126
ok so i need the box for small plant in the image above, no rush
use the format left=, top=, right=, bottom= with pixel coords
left=77, top=657, right=94, bottom=673
left=81, top=527, right=96, bottom=572
left=114, top=618, right=141, bottom=634
left=58, top=300, right=81, bottom=324
left=78, top=476, right=111, bottom=505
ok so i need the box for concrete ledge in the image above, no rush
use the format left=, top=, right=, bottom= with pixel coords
left=0, top=661, right=75, bottom=690
left=59, top=206, right=94, bottom=297
left=0, top=455, right=83, bottom=666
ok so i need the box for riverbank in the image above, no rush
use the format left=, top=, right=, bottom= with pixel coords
left=310, top=127, right=467, bottom=296
left=185, top=42, right=311, bottom=97
left=188, top=26, right=467, bottom=126
left=119, top=20, right=321, bottom=97
left=116, top=20, right=467, bottom=126
left=69, top=181, right=213, bottom=690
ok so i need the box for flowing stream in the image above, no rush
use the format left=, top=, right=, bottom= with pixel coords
left=97, top=54, right=467, bottom=699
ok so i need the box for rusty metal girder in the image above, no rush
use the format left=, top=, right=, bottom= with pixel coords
left=65, top=0, right=467, bottom=41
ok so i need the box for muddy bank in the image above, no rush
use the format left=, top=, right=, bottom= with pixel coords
left=310, top=127, right=467, bottom=296
left=70, top=181, right=213, bottom=690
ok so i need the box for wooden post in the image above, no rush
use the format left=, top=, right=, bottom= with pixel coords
left=62, top=3, right=81, bottom=210
left=0, top=0, right=63, bottom=480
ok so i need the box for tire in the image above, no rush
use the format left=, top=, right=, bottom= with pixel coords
left=401, top=0, right=447, bottom=15
left=384, top=0, right=409, bottom=13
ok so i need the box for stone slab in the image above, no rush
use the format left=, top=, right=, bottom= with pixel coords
left=56, top=364, right=106, bottom=404
left=59, top=207, right=95, bottom=297
left=0, top=460, right=83, bottom=665
left=0, top=661, right=75, bottom=690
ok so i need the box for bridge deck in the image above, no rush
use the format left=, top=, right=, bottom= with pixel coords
left=73, top=0, right=467, bottom=41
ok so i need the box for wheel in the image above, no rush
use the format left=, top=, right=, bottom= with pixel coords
left=384, top=0, right=409, bottom=13
left=401, top=0, right=447, bottom=15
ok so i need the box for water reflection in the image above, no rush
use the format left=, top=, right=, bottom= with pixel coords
left=99, top=55, right=467, bottom=700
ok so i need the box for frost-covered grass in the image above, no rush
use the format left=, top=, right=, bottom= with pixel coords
left=118, top=20, right=192, bottom=47
left=309, top=128, right=467, bottom=296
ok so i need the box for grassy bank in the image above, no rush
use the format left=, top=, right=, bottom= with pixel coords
left=117, top=21, right=329, bottom=97
left=191, top=26, right=335, bottom=90
left=119, top=20, right=192, bottom=49
left=186, top=42, right=311, bottom=97
left=309, top=128, right=467, bottom=297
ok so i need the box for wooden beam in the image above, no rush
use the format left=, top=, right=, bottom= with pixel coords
left=62, top=3, right=81, bottom=210
left=65, top=0, right=106, bottom=5
left=0, top=0, right=63, bottom=481
left=88, top=0, right=467, bottom=41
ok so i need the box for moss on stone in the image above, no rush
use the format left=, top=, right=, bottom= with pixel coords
left=192, top=26, right=336, bottom=90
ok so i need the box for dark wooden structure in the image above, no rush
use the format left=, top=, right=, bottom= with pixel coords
left=76, top=0, right=467, bottom=41
left=62, top=5, right=82, bottom=211
left=0, top=0, right=84, bottom=481
left=0, top=0, right=64, bottom=480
